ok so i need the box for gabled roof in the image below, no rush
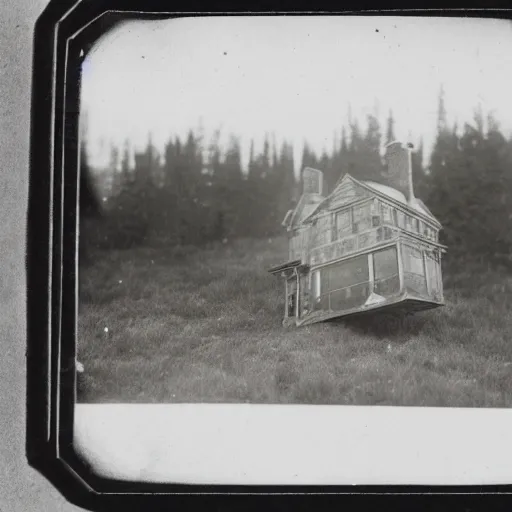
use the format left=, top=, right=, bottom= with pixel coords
left=302, top=174, right=441, bottom=228
left=286, top=192, right=324, bottom=230
left=414, top=197, right=437, bottom=221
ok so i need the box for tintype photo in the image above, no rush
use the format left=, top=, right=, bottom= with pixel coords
left=25, top=11, right=509, bottom=492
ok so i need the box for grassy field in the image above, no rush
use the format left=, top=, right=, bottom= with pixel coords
left=77, top=236, right=512, bottom=407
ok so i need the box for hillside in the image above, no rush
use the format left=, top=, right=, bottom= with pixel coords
left=77, top=236, right=512, bottom=407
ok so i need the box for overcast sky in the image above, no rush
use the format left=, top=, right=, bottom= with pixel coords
left=81, top=15, right=512, bottom=172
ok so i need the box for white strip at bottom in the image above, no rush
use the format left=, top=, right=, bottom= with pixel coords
left=74, top=404, right=512, bottom=486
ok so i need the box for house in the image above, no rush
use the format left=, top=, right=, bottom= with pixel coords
left=268, top=141, right=447, bottom=327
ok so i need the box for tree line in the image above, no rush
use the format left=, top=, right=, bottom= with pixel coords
left=84, top=89, right=512, bottom=267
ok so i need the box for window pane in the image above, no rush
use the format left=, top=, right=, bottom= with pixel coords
left=403, top=245, right=424, bottom=275
left=370, top=198, right=379, bottom=216
left=373, top=247, right=399, bottom=296
left=336, top=209, right=351, bottom=238
left=358, top=203, right=372, bottom=231
left=328, top=255, right=369, bottom=291
left=329, top=283, right=370, bottom=311
left=312, top=215, right=331, bottom=247
left=382, top=203, right=392, bottom=223
left=383, top=226, right=394, bottom=240
left=396, top=210, right=405, bottom=228
left=374, top=247, right=398, bottom=280
left=425, top=253, right=440, bottom=295
left=320, top=266, right=330, bottom=292
left=402, top=245, right=427, bottom=296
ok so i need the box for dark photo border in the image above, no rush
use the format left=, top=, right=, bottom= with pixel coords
left=26, top=1, right=512, bottom=509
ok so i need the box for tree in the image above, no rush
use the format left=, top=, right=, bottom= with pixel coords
left=385, top=109, right=396, bottom=145
left=174, top=130, right=205, bottom=245
left=360, top=114, right=384, bottom=182
left=330, top=126, right=348, bottom=190
left=437, top=85, right=447, bottom=134
left=213, top=135, right=245, bottom=240
left=427, top=102, right=512, bottom=266
left=300, top=142, right=318, bottom=170
left=343, top=116, right=383, bottom=183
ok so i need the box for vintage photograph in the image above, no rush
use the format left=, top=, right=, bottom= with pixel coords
left=77, top=16, right=512, bottom=407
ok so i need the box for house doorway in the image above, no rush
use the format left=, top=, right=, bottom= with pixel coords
left=287, top=276, right=298, bottom=318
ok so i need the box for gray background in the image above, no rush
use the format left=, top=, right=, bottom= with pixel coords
left=0, top=0, right=83, bottom=509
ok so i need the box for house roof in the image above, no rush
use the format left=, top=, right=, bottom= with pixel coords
left=287, top=192, right=324, bottom=229
left=362, top=180, right=439, bottom=224
left=302, top=174, right=441, bottom=228
left=267, top=259, right=302, bottom=275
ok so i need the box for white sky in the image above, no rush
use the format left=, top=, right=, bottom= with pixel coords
left=81, top=16, right=512, bottom=173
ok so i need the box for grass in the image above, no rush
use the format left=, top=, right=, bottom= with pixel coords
left=77, top=236, right=512, bottom=407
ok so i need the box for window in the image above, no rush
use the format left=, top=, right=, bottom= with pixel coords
left=328, top=255, right=369, bottom=291
left=402, top=245, right=428, bottom=296
left=336, top=209, right=352, bottom=239
left=382, top=203, right=392, bottom=224
left=325, top=255, right=370, bottom=311
left=425, top=252, right=441, bottom=296
left=374, top=247, right=399, bottom=280
left=312, top=270, right=321, bottom=299
left=383, top=226, right=393, bottom=240
left=352, top=203, right=372, bottom=233
left=396, top=210, right=405, bottom=229
left=370, top=198, right=379, bottom=215
left=373, top=246, right=400, bottom=296
left=403, top=246, right=424, bottom=275
left=370, top=199, right=381, bottom=227
left=312, top=215, right=331, bottom=247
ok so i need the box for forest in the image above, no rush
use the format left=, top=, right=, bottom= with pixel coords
left=84, top=89, right=512, bottom=270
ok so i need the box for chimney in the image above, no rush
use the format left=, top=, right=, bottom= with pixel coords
left=384, top=141, right=415, bottom=203
left=302, top=167, right=324, bottom=196
left=406, top=142, right=415, bottom=204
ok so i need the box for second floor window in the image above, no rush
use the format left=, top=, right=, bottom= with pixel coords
left=336, top=209, right=351, bottom=239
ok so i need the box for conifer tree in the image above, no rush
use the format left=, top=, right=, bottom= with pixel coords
left=214, top=135, right=244, bottom=240
left=385, top=109, right=396, bottom=145
left=300, top=142, right=318, bottom=170
left=427, top=101, right=512, bottom=265
left=437, top=85, right=447, bottom=134
left=330, top=126, right=348, bottom=189
left=360, top=114, right=384, bottom=182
